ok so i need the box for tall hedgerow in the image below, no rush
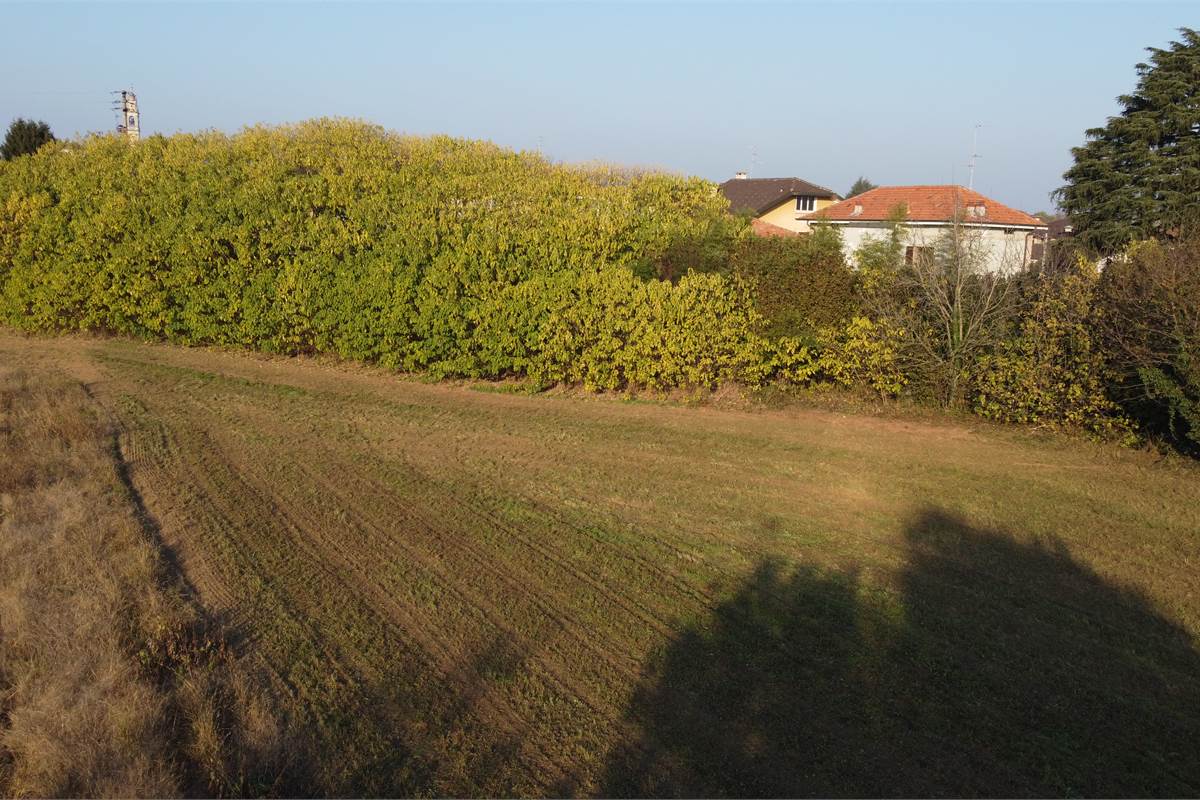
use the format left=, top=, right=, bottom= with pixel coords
left=729, top=225, right=859, bottom=341
left=973, top=256, right=1131, bottom=438
left=1095, top=235, right=1200, bottom=452
left=0, top=119, right=762, bottom=388
left=560, top=268, right=763, bottom=390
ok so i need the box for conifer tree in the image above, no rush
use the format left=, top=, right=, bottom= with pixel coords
left=845, top=176, right=877, bottom=198
left=1057, top=28, right=1200, bottom=252
left=1, top=119, right=55, bottom=160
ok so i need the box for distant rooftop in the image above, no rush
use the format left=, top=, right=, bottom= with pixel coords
left=718, top=176, right=840, bottom=216
left=815, top=185, right=1045, bottom=228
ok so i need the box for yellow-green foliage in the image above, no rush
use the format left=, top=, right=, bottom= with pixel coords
left=755, top=317, right=906, bottom=397
left=755, top=336, right=821, bottom=386
left=974, top=257, right=1131, bottom=437
left=0, top=119, right=758, bottom=389
left=815, top=317, right=907, bottom=397
left=528, top=268, right=765, bottom=390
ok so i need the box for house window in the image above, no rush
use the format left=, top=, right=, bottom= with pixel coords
left=795, top=195, right=816, bottom=212
left=905, top=246, right=931, bottom=266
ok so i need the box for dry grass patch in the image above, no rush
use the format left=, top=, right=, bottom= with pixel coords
left=0, top=367, right=289, bottom=798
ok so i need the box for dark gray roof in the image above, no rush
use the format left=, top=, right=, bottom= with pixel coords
left=1047, top=217, right=1075, bottom=239
left=718, top=177, right=841, bottom=215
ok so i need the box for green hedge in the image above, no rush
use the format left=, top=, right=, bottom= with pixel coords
left=729, top=226, right=860, bottom=341
left=0, top=119, right=769, bottom=387
left=972, top=257, right=1131, bottom=438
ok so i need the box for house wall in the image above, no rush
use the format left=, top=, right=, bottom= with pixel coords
left=757, top=196, right=840, bottom=234
left=758, top=199, right=806, bottom=232
left=833, top=222, right=1043, bottom=273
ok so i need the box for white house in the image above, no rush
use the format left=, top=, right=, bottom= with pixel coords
left=812, top=186, right=1048, bottom=272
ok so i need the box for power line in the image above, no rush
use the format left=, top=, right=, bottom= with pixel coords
left=5, top=89, right=109, bottom=96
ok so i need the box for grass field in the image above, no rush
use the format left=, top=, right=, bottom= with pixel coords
left=2, top=331, right=1198, bottom=797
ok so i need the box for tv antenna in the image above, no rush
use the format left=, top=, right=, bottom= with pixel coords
left=967, top=123, right=983, bottom=189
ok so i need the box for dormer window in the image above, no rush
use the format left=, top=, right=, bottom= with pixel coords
left=796, top=195, right=816, bottom=212
left=967, top=203, right=986, bottom=218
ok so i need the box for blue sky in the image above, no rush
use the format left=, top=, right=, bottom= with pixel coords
left=3, top=2, right=1196, bottom=211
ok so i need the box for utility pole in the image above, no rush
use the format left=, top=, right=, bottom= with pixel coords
left=113, top=90, right=140, bottom=141
left=967, top=123, right=982, bottom=189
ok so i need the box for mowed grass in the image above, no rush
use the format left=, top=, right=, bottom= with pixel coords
left=2, top=331, right=1198, bottom=797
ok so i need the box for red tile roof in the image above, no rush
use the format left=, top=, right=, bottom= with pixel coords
left=750, top=218, right=801, bottom=238
left=814, top=186, right=1045, bottom=228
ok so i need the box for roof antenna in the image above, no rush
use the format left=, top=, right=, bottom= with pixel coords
left=750, top=144, right=760, bottom=178
left=967, top=123, right=983, bottom=189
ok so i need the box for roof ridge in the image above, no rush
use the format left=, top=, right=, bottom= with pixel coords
left=793, top=177, right=838, bottom=195
left=815, top=185, right=1044, bottom=227
left=856, top=184, right=971, bottom=191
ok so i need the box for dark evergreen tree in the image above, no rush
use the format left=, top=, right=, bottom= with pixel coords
left=845, top=176, right=877, bottom=198
left=1, top=118, right=55, bottom=160
left=1057, top=28, right=1200, bottom=252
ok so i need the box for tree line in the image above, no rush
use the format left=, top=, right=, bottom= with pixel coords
left=1, top=29, right=1197, bottom=453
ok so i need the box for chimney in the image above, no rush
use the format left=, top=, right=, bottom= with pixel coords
left=734, top=171, right=748, bottom=180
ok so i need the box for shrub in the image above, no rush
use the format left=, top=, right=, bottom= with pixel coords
left=530, top=268, right=764, bottom=391
left=815, top=316, right=907, bottom=397
left=752, top=316, right=905, bottom=398
left=644, top=210, right=750, bottom=282
left=973, top=256, right=1131, bottom=438
left=730, top=225, right=859, bottom=340
left=754, top=336, right=821, bottom=386
left=1095, top=235, right=1200, bottom=452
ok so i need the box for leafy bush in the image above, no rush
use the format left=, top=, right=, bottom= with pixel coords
left=973, top=257, right=1131, bottom=438
left=815, top=316, right=907, bottom=397
left=755, top=336, right=821, bottom=386
left=0, top=120, right=758, bottom=390
left=531, top=268, right=764, bottom=390
left=1094, top=235, right=1200, bottom=452
left=643, top=211, right=750, bottom=282
left=730, top=225, right=859, bottom=340
left=753, top=316, right=905, bottom=398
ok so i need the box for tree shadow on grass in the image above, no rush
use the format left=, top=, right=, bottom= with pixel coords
left=602, top=507, right=1200, bottom=797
